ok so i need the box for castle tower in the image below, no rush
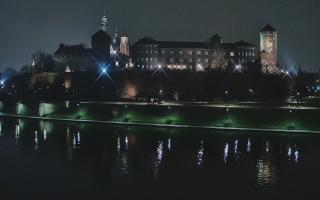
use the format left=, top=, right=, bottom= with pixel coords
left=100, top=10, right=108, bottom=32
left=120, top=33, right=130, bottom=56
left=260, top=24, right=278, bottom=73
left=111, top=28, right=120, bottom=55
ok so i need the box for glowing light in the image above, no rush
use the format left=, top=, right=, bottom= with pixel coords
left=115, top=61, right=119, bottom=67
left=196, top=64, right=204, bottom=72
left=168, top=138, right=171, bottom=151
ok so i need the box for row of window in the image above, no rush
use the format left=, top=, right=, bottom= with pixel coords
left=229, top=51, right=255, bottom=57
left=162, top=50, right=209, bottom=56
left=136, top=57, right=209, bottom=63
left=136, top=49, right=209, bottom=56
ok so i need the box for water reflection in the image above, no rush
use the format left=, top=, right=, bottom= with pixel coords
left=294, top=150, right=299, bottom=163
left=197, top=140, right=204, bottom=166
left=117, top=136, right=121, bottom=153
left=15, top=124, right=20, bottom=143
left=247, top=138, right=251, bottom=153
left=0, top=117, right=313, bottom=194
left=34, top=130, right=39, bottom=151
left=125, top=136, right=128, bottom=150
left=265, top=140, right=270, bottom=153
left=120, top=136, right=129, bottom=176
left=72, top=131, right=81, bottom=150
left=256, top=157, right=276, bottom=189
left=154, top=141, right=163, bottom=180
left=223, top=143, right=229, bottom=163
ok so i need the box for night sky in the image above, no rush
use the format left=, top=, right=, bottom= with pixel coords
left=1, top=0, right=319, bottom=72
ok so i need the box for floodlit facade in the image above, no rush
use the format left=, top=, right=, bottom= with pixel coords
left=120, top=33, right=130, bottom=57
left=260, top=24, right=278, bottom=74
left=132, top=37, right=257, bottom=71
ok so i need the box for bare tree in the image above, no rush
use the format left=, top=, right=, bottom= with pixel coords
left=210, top=47, right=228, bottom=70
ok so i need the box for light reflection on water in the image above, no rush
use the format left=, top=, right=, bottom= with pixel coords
left=154, top=141, right=164, bottom=180
left=197, top=140, right=204, bottom=166
left=0, top=118, right=315, bottom=196
left=223, top=143, right=229, bottom=163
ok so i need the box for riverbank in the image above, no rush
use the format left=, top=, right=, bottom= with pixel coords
left=1, top=101, right=320, bottom=134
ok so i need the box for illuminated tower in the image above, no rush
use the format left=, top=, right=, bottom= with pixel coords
left=120, top=33, right=130, bottom=56
left=260, top=24, right=278, bottom=73
left=101, top=10, right=108, bottom=32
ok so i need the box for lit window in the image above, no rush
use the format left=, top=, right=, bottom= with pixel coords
left=197, top=51, right=201, bottom=55
left=205, top=58, right=209, bottom=63
left=150, top=58, right=153, bottom=62
left=162, top=50, right=165, bottom=54
left=179, top=51, right=183, bottom=55
left=188, top=51, right=193, bottom=55
left=197, top=58, right=201, bottom=62
left=230, top=52, right=234, bottom=57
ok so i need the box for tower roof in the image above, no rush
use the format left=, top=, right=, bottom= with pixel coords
left=261, top=24, right=276, bottom=32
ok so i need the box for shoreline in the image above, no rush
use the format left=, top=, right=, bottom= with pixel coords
left=1, top=112, right=320, bottom=135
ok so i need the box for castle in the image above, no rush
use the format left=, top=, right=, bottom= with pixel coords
left=52, top=14, right=278, bottom=74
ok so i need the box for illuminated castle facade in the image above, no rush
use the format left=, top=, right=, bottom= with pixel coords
left=260, top=24, right=278, bottom=74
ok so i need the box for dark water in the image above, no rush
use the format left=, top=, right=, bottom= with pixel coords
left=0, top=117, right=320, bottom=199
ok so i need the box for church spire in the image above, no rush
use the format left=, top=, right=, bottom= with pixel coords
left=100, top=10, right=108, bottom=32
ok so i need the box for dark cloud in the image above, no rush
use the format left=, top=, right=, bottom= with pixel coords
left=0, top=0, right=319, bottom=71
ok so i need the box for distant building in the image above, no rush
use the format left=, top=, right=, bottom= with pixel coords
left=53, top=13, right=116, bottom=72
left=132, top=36, right=257, bottom=71
left=260, top=24, right=278, bottom=73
